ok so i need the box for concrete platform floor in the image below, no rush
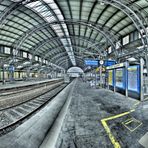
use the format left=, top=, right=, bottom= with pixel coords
left=53, top=79, right=148, bottom=148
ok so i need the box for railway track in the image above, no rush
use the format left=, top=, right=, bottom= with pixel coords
left=0, top=83, right=68, bottom=136
left=0, top=79, right=63, bottom=96
left=0, top=80, right=64, bottom=110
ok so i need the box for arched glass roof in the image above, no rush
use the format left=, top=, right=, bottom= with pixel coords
left=0, top=0, right=147, bottom=70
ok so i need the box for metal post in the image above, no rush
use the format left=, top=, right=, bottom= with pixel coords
left=107, top=70, right=109, bottom=89
left=100, top=65, right=103, bottom=88
left=145, top=55, right=148, bottom=76
left=2, top=64, right=5, bottom=85
left=140, top=58, right=144, bottom=101
left=114, top=69, right=116, bottom=92
left=95, top=70, right=96, bottom=88
left=125, top=61, right=128, bottom=98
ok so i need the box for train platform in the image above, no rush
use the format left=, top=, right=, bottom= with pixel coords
left=0, top=78, right=63, bottom=90
left=0, top=79, right=147, bottom=148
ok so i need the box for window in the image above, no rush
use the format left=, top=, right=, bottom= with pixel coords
left=46, top=60, right=48, bottom=64
left=116, top=41, right=121, bottom=49
left=28, top=53, right=32, bottom=59
left=23, top=51, right=27, bottom=58
left=139, top=27, right=148, bottom=38
left=13, top=49, right=18, bottom=55
left=123, top=35, right=129, bottom=45
left=108, top=46, right=112, bottom=54
left=39, top=57, right=42, bottom=62
left=35, top=56, right=38, bottom=61
left=5, top=47, right=10, bottom=54
left=43, top=59, right=46, bottom=63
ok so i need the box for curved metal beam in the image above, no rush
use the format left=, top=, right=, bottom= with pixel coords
left=97, top=0, right=148, bottom=56
left=30, top=35, right=97, bottom=56
left=43, top=44, right=103, bottom=60
left=50, top=52, right=68, bottom=63
left=58, top=57, right=84, bottom=69
left=13, top=20, right=119, bottom=58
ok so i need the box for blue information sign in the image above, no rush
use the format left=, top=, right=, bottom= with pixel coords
left=104, top=60, right=116, bottom=66
left=85, top=60, right=98, bottom=66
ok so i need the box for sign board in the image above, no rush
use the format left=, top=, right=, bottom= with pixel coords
left=106, top=63, right=125, bottom=70
left=85, top=60, right=98, bottom=66
left=115, top=68, right=125, bottom=89
left=104, top=60, right=116, bottom=67
left=128, top=65, right=140, bottom=93
left=108, top=70, right=113, bottom=86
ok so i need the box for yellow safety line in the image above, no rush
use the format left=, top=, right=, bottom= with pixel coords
left=101, top=109, right=135, bottom=148
left=102, top=109, right=135, bottom=121
left=101, top=120, right=121, bottom=148
left=134, top=101, right=140, bottom=106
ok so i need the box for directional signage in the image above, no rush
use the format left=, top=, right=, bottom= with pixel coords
left=106, top=63, right=125, bottom=70
left=85, top=60, right=98, bottom=66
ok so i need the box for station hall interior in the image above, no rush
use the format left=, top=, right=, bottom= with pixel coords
left=0, top=0, right=148, bottom=148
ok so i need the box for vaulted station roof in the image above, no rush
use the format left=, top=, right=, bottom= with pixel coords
left=0, top=0, right=148, bottom=70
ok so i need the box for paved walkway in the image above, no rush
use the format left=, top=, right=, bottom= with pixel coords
left=55, top=79, right=148, bottom=148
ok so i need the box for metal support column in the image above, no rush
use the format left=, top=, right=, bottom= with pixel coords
left=140, top=58, right=144, bottom=101
left=125, top=61, right=128, bottom=98
left=2, top=63, right=5, bottom=85
left=114, top=69, right=116, bottom=92
left=95, top=70, right=97, bottom=88
left=145, top=55, right=148, bottom=75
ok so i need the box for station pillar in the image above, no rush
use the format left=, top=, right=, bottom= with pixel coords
left=140, top=58, right=144, bottom=101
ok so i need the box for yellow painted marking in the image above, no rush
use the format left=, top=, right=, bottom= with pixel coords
left=124, top=119, right=133, bottom=125
left=103, top=109, right=135, bottom=121
left=101, top=120, right=121, bottom=148
left=101, top=109, right=135, bottom=148
left=122, top=118, right=142, bottom=132
left=134, top=101, right=140, bottom=107
left=144, top=97, right=148, bottom=100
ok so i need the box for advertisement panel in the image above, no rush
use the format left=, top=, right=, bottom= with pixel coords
left=128, top=65, right=140, bottom=93
left=108, top=70, right=113, bottom=86
left=115, top=68, right=124, bottom=89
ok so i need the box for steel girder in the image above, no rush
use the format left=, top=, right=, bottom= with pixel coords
left=33, top=39, right=102, bottom=59
left=43, top=46, right=65, bottom=59
left=12, top=20, right=120, bottom=59
left=98, top=0, right=148, bottom=57
left=50, top=51, right=83, bottom=64
left=58, top=57, right=84, bottom=69
left=30, top=0, right=76, bottom=66
left=30, top=35, right=97, bottom=56
left=0, top=0, right=39, bottom=28
left=43, top=44, right=101, bottom=61
left=0, top=3, right=20, bottom=27
left=50, top=52, right=68, bottom=64
left=54, top=56, right=71, bottom=69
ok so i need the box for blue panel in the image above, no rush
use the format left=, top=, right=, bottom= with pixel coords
left=127, top=65, right=140, bottom=93
left=9, top=65, right=15, bottom=72
left=85, top=60, right=98, bottom=66
left=115, top=68, right=125, bottom=89
left=104, top=60, right=116, bottom=66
